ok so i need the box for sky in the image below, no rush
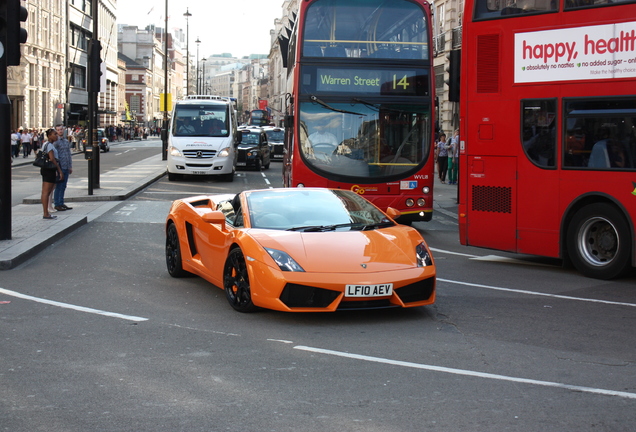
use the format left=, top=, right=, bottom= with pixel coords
left=116, top=0, right=284, bottom=59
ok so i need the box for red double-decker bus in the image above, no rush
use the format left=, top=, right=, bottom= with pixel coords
left=282, top=0, right=436, bottom=223
left=458, top=0, right=636, bottom=279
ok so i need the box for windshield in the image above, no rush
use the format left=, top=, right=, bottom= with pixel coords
left=303, top=0, right=429, bottom=60
left=241, top=132, right=261, bottom=145
left=265, top=129, right=284, bottom=143
left=246, top=188, right=394, bottom=230
left=298, top=101, right=431, bottom=181
left=172, top=104, right=229, bottom=137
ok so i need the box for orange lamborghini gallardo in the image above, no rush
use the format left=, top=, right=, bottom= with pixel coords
left=165, top=188, right=436, bottom=312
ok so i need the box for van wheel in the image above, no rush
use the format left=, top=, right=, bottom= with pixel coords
left=566, top=203, right=631, bottom=279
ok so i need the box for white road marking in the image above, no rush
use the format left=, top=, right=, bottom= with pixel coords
left=0, top=288, right=148, bottom=322
left=293, top=345, right=636, bottom=400
left=261, top=172, right=272, bottom=186
left=430, top=247, right=478, bottom=258
left=437, top=278, right=636, bottom=308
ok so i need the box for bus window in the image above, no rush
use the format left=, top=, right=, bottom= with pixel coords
left=302, top=0, right=429, bottom=60
left=475, top=0, right=557, bottom=20
left=565, top=0, right=636, bottom=10
left=564, top=98, right=636, bottom=170
left=521, top=99, right=556, bottom=168
left=299, top=101, right=430, bottom=180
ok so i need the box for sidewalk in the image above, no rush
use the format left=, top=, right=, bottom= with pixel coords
left=1, top=151, right=167, bottom=270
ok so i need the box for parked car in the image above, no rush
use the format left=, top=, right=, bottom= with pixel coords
left=81, top=128, right=110, bottom=152
left=236, top=128, right=270, bottom=170
left=165, top=188, right=436, bottom=312
left=263, top=126, right=284, bottom=161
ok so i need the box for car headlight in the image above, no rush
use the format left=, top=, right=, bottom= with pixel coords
left=415, top=242, right=433, bottom=267
left=264, top=248, right=305, bottom=272
left=169, top=146, right=182, bottom=157
left=218, top=147, right=231, bottom=157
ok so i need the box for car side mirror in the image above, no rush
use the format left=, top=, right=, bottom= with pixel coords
left=202, top=210, right=226, bottom=229
left=386, top=207, right=401, bottom=219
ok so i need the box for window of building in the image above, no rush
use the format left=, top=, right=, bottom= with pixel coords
left=129, top=95, right=141, bottom=114
left=70, top=65, right=86, bottom=89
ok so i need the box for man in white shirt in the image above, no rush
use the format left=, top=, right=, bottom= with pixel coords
left=20, top=129, right=32, bottom=158
left=11, top=130, right=20, bottom=160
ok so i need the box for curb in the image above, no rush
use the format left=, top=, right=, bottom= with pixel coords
left=0, top=216, right=88, bottom=270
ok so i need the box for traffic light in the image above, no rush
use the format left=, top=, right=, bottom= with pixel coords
left=88, top=39, right=102, bottom=93
left=1, top=0, right=28, bottom=66
left=445, top=49, right=461, bottom=103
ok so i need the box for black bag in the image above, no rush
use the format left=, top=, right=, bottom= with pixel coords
left=33, top=144, right=56, bottom=170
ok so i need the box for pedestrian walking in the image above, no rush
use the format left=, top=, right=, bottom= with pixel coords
left=20, top=129, right=32, bottom=158
left=10, top=129, right=20, bottom=160
left=435, top=133, right=448, bottom=183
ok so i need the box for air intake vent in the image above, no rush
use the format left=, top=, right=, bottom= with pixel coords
left=472, top=185, right=511, bottom=213
left=477, top=34, right=500, bottom=93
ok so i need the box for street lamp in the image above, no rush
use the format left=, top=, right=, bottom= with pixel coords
left=202, top=58, right=206, bottom=95
left=195, top=37, right=201, bottom=95
left=183, top=8, right=192, bottom=96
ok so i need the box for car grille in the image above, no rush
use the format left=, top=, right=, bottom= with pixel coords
left=183, top=149, right=217, bottom=159
left=280, top=284, right=340, bottom=308
left=395, top=278, right=435, bottom=303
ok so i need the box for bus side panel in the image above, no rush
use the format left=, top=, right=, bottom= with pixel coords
left=516, top=165, right=561, bottom=258
left=466, top=156, right=517, bottom=252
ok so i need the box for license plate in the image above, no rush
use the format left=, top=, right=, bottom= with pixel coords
left=273, top=154, right=283, bottom=158
left=237, top=162, right=247, bottom=166
left=191, top=171, right=206, bottom=175
left=345, top=283, right=393, bottom=297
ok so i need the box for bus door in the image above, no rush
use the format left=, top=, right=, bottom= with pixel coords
left=466, top=156, right=517, bottom=252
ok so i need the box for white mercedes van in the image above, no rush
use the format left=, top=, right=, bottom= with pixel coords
left=167, top=95, right=239, bottom=181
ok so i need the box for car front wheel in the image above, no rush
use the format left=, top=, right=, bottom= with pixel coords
left=223, top=247, right=257, bottom=312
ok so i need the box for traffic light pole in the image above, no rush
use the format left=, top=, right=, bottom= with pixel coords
left=0, top=0, right=28, bottom=240
left=0, top=47, right=11, bottom=240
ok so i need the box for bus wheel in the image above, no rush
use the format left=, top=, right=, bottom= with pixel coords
left=566, top=203, right=631, bottom=280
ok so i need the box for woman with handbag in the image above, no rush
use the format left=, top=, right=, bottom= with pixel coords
left=40, top=129, right=64, bottom=220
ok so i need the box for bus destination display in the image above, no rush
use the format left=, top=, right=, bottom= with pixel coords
left=313, top=68, right=428, bottom=96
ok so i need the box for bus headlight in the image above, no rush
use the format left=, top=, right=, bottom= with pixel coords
left=422, top=186, right=430, bottom=194
left=405, top=198, right=415, bottom=207
left=417, top=198, right=426, bottom=207
left=169, top=146, right=182, bottom=157
left=218, top=147, right=231, bottom=158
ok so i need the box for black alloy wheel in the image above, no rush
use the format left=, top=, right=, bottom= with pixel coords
left=166, top=223, right=187, bottom=277
left=223, top=247, right=257, bottom=312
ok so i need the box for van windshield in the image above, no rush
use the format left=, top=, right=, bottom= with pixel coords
left=172, top=105, right=229, bottom=137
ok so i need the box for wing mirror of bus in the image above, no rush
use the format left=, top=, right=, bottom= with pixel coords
left=284, top=114, right=294, bottom=128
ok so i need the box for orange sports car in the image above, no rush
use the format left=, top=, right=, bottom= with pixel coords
left=165, top=188, right=436, bottom=312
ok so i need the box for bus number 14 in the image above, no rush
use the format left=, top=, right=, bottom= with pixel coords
left=393, top=74, right=410, bottom=90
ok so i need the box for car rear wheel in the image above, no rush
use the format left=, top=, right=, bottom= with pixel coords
left=166, top=223, right=188, bottom=277
left=224, top=248, right=257, bottom=312
left=566, top=203, right=631, bottom=280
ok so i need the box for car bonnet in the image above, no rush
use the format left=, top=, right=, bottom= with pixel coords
left=249, top=227, right=418, bottom=273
